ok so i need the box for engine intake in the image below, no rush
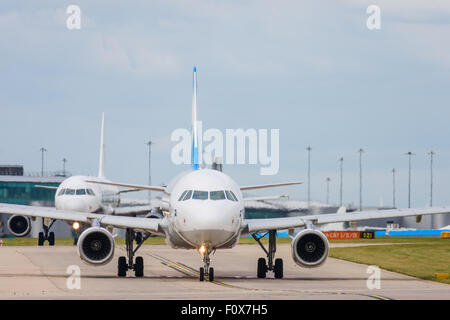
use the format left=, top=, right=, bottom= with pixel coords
left=77, top=227, right=115, bottom=265
left=292, top=229, right=329, bottom=268
left=7, top=215, right=31, bottom=237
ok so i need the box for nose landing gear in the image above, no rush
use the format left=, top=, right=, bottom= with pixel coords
left=199, top=246, right=215, bottom=282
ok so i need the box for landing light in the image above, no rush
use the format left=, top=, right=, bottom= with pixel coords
left=72, top=222, right=80, bottom=230
left=199, top=245, right=206, bottom=254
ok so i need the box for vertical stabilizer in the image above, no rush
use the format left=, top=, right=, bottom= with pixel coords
left=191, top=66, right=200, bottom=170
left=98, top=113, right=106, bottom=178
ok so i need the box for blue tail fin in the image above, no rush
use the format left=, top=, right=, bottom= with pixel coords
left=191, top=66, right=199, bottom=170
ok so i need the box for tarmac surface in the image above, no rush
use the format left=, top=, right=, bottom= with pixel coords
left=0, top=243, right=449, bottom=300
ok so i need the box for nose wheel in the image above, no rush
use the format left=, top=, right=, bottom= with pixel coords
left=117, top=229, right=149, bottom=277
left=199, top=250, right=215, bottom=282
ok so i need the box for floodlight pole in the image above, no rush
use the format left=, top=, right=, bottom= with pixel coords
left=428, top=151, right=435, bottom=207
left=40, top=147, right=47, bottom=177
left=146, top=140, right=153, bottom=204
left=358, top=148, right=364, bottom=211
left=62, top=158, right=67, bottom=177
left=326, top=177, right=331, bottom=205
left=306, top=146, right=312, bottom=208
left=392, top=168, right=396, bottom=208
left=405, top=151, right=415, bottom=208
left=339, top=157, right=343, bottom=206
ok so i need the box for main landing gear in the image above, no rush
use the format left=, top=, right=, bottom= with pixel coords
left=117, top=229, right=150, bottom=278
left=252, top=230, right=283, bottom=279
left=38, top=218, right=55, bottom=246
left=199, top=246, right=215, bottom=282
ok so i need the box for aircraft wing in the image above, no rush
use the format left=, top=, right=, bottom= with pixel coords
left=85, top=180, right=167, bottom=193
left=240, top=181, right=301, bottom=191
left=244, top=195, right=288, bottom=201
left=0, top=203, right=164, bottom=235
left=112, top=205, right=153, bottom=216
left=241, top=206, right=450, bottom=235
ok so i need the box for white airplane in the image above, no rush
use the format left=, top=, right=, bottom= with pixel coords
left=9, top=114, right=154, bottom=246
left=1, top=66, right=450, bottom=282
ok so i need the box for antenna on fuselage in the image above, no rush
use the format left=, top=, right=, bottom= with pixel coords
left=98, top=112, right=106, bottom=178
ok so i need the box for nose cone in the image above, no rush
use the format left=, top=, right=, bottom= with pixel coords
left=57, top=198, right=89, bottom=212
left=176, top=202, right=240, bottom=247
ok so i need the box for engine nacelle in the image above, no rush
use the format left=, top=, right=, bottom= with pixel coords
left=77, top=227, right=115, bottom=265
left=292, top=229, right=329, bottom=268
left=145, top=210, right=163, bottom=219
left=7, top=215, right=31, bottom=237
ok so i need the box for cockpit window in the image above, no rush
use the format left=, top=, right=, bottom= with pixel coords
left=58, top=188, right=65, bottom=196
left=225, top=190, right=238, bottom=202
left=182, top=190, right=192, bottom=201
left=178, top=190, right=188, bottom=201
left=192, top=190, right=208, bottom=200
left=76, top=189, right=86, bottom=195
left=87, top=189, right=95, bottom=196
left=229, top=191, right=238, bottom=201
left=65, top=188, right=75, bottom=195
left=210, top=191, right=226, bottom=200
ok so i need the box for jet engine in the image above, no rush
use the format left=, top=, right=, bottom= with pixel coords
left=291, top=229, right=329, bottom=268
left=77, top=227, right=115, bottom=265
left=7, top=215, right=31, bottom=237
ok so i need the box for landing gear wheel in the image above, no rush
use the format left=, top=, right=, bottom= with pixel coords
left=257, top=258, right=267, bottom=278
left=274, top=258, right=283, bottom=279
left=199, top=267, right=205, bottom=281
left=209, top=267, right=214, bottom=282
left=118, top=256, right=127, bottom=277
left=38, top=232, right=44, bottom=246
left=134, top=256, right=144, bottom=277
left=48, top=232, right=55, bottom=246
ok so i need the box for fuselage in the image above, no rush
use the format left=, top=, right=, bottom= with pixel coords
left=163, top=169, right=244, bottom=251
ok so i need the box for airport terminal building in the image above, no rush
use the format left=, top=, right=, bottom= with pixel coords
left=0, top=165, right=72, bottom=237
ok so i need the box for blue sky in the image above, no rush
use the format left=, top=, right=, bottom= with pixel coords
left=1, top=1, right=450, bottom=207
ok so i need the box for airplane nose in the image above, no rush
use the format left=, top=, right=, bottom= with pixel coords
left=61, top=199, right=88, bottom=212
left=177, top=204, right=239, bottom=247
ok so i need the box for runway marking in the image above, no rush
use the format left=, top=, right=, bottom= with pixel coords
left=147, top=253, right=395, bottom=300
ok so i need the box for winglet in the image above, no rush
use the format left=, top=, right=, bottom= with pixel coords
left=98, top=112, right=106, bottom=178
left=191, top=66, right=199, bottom=170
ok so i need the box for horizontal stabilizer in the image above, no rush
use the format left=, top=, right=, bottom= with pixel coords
left=85, top=180, right=166, bottom=193
left=34, top=185, right=58, bottom=190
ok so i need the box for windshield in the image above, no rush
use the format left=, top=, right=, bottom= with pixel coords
left=192, top=190, right=208, bottom=200
left=210, top=190, right=226, bottom=200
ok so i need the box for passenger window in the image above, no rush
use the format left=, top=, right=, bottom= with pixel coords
left=76, top=189, right=86, bottom=195
left=182, top=190, right=193, bottom=201
left=65, top=189, right=75, bottom=195
left=210, top=191, right=226, bottom=200
left=178, top=190, right=188, bottom=201
left=192, top=190, right=208, bottom=200
left=58, top=188, right=65, bottom=196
